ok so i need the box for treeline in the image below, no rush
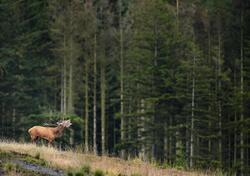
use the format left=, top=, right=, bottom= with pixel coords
left=0, top=0, right=250, bottom=174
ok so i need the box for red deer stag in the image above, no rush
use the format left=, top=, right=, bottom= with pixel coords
left=28, top=120, right=72, bottom=145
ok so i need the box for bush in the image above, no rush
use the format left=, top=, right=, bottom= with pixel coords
left=3, top=162, right=14, bottom=172
left=94, top=169, right=104, bottom=176
left=80, top=165, right=91, bottom=174
left=67, top=172, right=74, bottom=176
left=75, top=172, right=85, bottom=176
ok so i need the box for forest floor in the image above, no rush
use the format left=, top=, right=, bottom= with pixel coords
left=0, top=141, right=220, bottom=176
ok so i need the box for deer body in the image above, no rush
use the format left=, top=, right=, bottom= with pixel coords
left=28, top=120, right=71, bottom=145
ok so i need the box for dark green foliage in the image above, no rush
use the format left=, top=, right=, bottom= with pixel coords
left=67, top=172, right=74, bottom=176
left=94, top=169, right=104, bottom=176
left=0, top=0, right=250, bottom=174
left=80, top=165, right=91, bottom=174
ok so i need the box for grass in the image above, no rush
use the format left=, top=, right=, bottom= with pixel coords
left=0, top=140, right=218, bottom=176
left=2, top=161, right=44, bottom=176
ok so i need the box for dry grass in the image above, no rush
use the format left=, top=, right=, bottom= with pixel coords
left=0, top=141, right=217, bottom=176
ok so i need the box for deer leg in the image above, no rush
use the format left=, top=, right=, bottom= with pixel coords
left=48, top=140, right=53, bottom=148
left=31, top=136, right=37, bottom=144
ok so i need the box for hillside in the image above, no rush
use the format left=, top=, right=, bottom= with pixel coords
left=0, top=141, right=216, bottom=176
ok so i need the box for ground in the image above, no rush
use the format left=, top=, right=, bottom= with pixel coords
left=0, top=141, right=220, bottom=176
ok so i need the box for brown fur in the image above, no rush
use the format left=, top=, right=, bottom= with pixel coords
left=28, top=125, right=65, bottom=145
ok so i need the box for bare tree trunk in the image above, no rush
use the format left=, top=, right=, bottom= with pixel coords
left=233, top=57, right=238, bottom=175
left=234, top=111, right=238, bottom=173
left=70, top=128, right=74, bottom=146
left=93, top=33, right=97, bottom=155
left=54, top=79, right=57, bottom=110
left=119, top=0, right=125, bottom=159
left=12, top=108, right=16, bottom=138
left=169, top=116, right=172, bottom=164
left=176, top=0, right=179, bottom=31
left=240, top=8, right=244, bottom=176
left=68, top=4, right=74, bottom=115
left=190, top=54, right=196, bottom=168
left=1, top=103, right=4, bottom=137
left=68, top=50, right=73, bottom=114
left=63, top=34, right=67, bottom=117
left=101, top=60, right=106, bottom=155
left=164, top=120, right=168, bottom=161
left=218, top=24, right=222, bottom=164
left=139, top=99, right=145, bottom=161
left=150, top=23, right=158, bottom=161
left=60, top=66, right=64, bottom=114
left=85, top=61, right=89, bottom=152
left=208, top=25, right=212, bottom=155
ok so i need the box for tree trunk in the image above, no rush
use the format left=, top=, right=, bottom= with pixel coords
left=1, top=103, right=4, bottom=137
left=85, top=61, right=89, bottom=152
left=12, top=108, right=16, bottom=138
left=190, top=54, right=196, bottom=168
left=70, top=128, right=74, bottom=146
left=63, top=34, right=67, bottom=117
left=240, top=8, right=244, bottom=176
left=208, top=24, right=212, bottom=155
left=176, top=0, right=179, bottom=31
left=139, top=99, right=145, bottom=161
left=60, top=65, right=64, bottom=114
left=93, top=33, right=97, bottom=155
left=218, top=23, right=222, bottom=164
left=119, top=0, right=125, bottom=159
left=233, top=59, right=238, bottom=174
left=68, top=4, right=74, bottom=115
left=68, top=45, right=74, bottom=114
left=164, top=120, right=168, bottom=161
left=101, top=60, right=106, bottom=155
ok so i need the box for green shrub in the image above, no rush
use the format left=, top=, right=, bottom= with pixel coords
left=94, top=169, right=104, bottom=176
left=23, top=156, right=46, bottom=166
left=80, top=165, right=91, bottom=174
left=3, top=162, right=15, bottom=172
left=75, top=172, right=85, bottom=176
left=67, top=171, right=74, bottom=176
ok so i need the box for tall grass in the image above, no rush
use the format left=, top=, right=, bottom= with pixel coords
left=0, top=140, right=216, bottom=176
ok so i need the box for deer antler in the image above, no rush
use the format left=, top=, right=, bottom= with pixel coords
left=57, top=120, right=72, bottom=128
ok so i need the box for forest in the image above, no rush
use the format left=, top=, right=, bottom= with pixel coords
left=0, top=0, right=250, bottom=175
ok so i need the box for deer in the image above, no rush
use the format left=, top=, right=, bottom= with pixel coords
left=28, top=120, right=72, bottom=146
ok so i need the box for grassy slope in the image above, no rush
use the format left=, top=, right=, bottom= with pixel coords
left=0, top=141, right=214, bottom=176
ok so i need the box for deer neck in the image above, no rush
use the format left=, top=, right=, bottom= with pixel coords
left=54, top=125, right=65, bottom=137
